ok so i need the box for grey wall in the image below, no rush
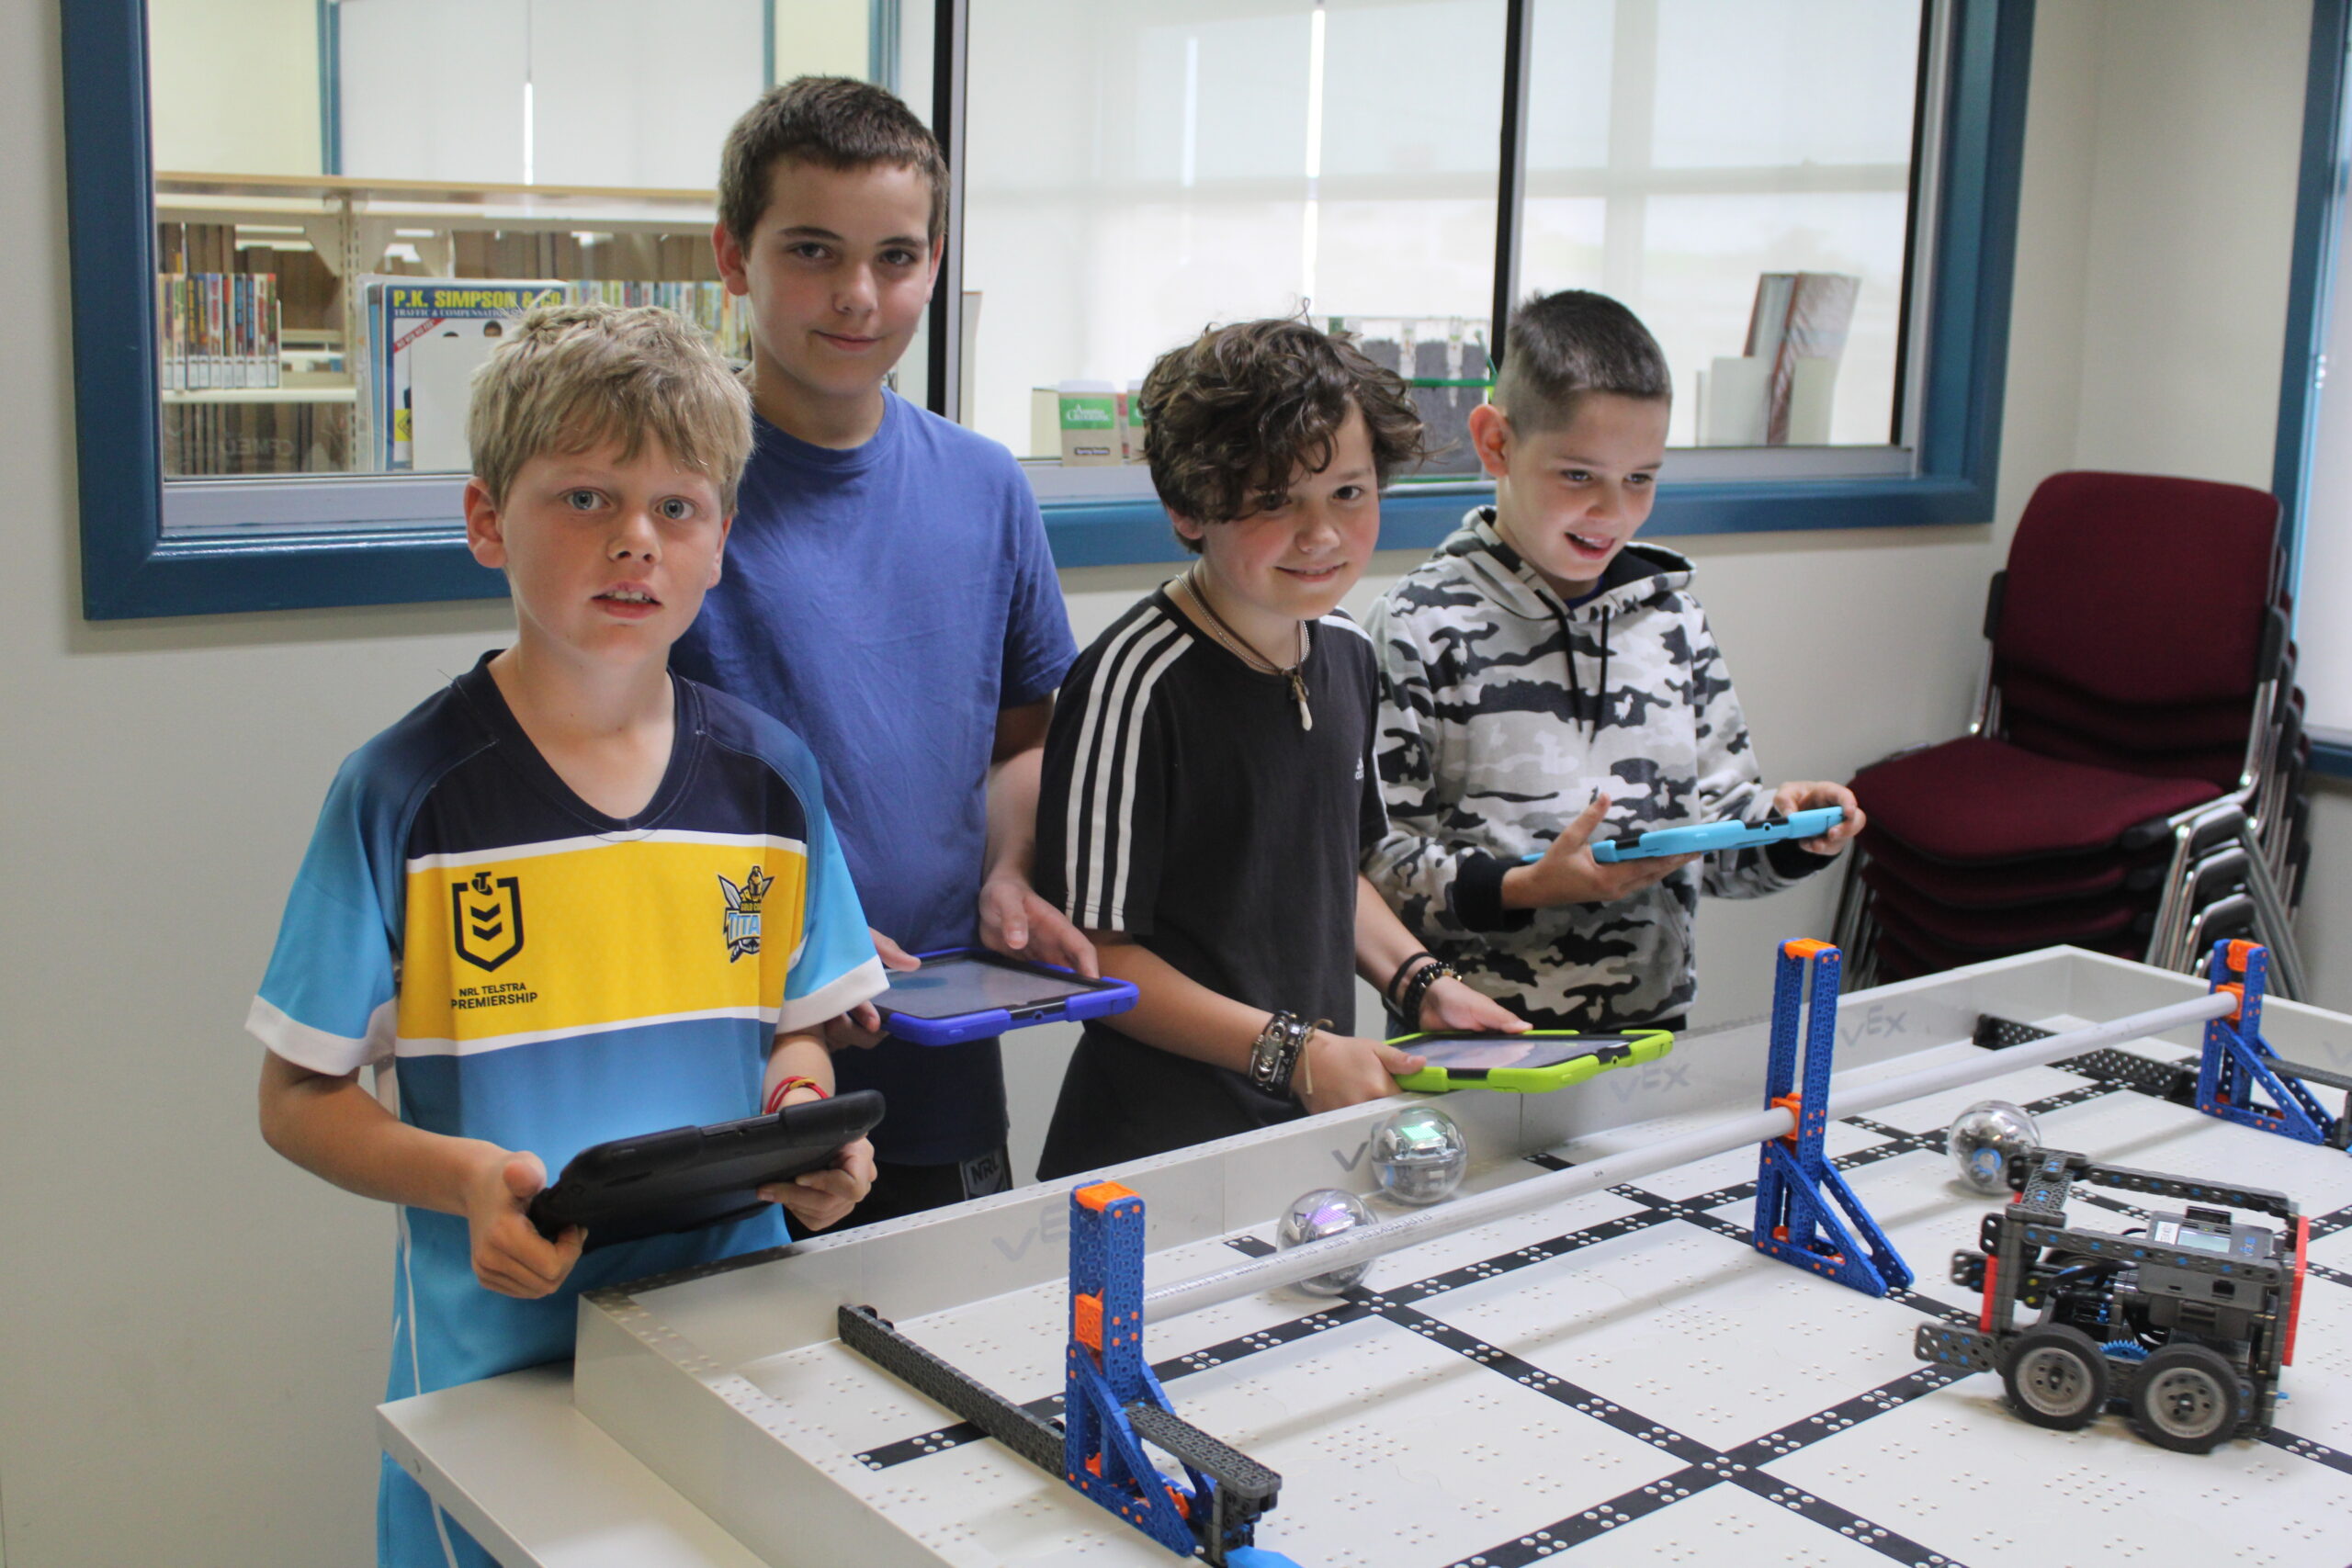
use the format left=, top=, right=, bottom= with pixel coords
left=0, top=2, right=2337, bottom=1564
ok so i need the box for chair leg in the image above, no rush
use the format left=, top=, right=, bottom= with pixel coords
left=2238, top=829, right=2309, bottom=1001
left=1831, top=848, right=1869, bottom=953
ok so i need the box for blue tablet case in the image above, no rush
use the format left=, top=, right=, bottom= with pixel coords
left=876, top=949, right=1141, bottom=1047
left=1525, top=806, right=1847, bottom=864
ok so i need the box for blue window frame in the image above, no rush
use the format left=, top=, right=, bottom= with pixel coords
left=2273, top=0, right=2352, bottom=777
left=64, top=0, right=2031, bottom=619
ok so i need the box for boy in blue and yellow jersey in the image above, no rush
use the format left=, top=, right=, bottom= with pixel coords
left=249, top=302, right=888, bottom=1568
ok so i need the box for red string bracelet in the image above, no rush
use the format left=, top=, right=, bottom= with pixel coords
left=763, top=1076, right=830, bottom=1115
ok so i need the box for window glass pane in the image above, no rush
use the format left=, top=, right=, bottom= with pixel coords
left=145, top=0, right=887, bottom=501
left=1521, top=0, right=1921, bottom=449
left=959, top=0, right=1504, bottom=469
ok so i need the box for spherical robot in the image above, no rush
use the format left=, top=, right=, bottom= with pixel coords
left=1276, top=1188, right=1377, bottom=1295
left=1947, top=1100, right=2041, bottom=1194
left=1370, top=1105, right=1469, bottom=1206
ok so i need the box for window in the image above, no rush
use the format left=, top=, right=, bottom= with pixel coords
left=958, top=0, right=1505, bottom=486
left=2272, top=0, right=2352, bottom=774
left=1519, top=0, right=1925, bottom=454
left=64, top=0, right=2027, bottom=616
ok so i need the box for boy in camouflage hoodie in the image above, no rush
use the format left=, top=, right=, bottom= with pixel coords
left=1363, top=291, right=1863, bottom=1031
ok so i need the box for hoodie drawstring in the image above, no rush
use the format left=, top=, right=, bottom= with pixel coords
left=1596, top=609, right=1612, bottom=730
left=1556, top=604, right=1613, bottom=732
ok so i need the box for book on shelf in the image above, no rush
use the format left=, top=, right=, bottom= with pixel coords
left=356, top=276, right=753, bottom=472
left=1334, top=315, right=1491, bottom=476
left=163, top=397, right=350, bottom=478
left=156, top=271, right=280, bottom=391
left=1740, top=271, right=1860, bottom=446
left=356, top=277, right=566, bottom=472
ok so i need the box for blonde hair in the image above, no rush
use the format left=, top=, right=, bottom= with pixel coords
left=468, top=301, right=753, bottom=511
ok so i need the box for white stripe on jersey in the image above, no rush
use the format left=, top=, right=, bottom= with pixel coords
left=1107, top=631, right=1192, bottom=921
left=1068, top=608, right=1191, bottom=925
left=775, top=955, right=890, bottom=1035
left=246, top=993, right=395, bottom=1076
left=405, top=829, right=807, bottom=875
left=396, top=1004, right=780, bottom=1057
left=1318, top=610, right=1372, bottom=643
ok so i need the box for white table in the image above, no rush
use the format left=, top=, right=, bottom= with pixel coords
left=386, top=947, right=2352, bottom=1568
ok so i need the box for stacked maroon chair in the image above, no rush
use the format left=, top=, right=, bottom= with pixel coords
left=1833, top=471, right=2310, bottom=996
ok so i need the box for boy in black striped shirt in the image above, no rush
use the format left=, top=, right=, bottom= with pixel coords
left=1032, top=320, right=1524, bottom=1179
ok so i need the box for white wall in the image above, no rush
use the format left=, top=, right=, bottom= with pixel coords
left=6, top=2, right=2346, bottom=1565
left=2018, top=0, right=2352, bottom=1019
left=149, top=0, right=320, bottom=175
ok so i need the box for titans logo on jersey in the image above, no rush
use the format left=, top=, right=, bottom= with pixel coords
left=719, top=865, right=771, bottom=962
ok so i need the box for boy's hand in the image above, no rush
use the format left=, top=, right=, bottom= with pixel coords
left=464, top=1150, right=583, bottom=1300
left=1416, top=976, right=1529, bottom=1036
left=761, top=1135, right=876, bottom=1233
left=979, top=870, right=1101, bottom=977
left=825, top=929, right=922, bottom=1048
left=1502, top=793, right=1700, bottom=909
left=1296, top=1032, right=1424, bottom=1116
left=1771, top=782, right=1865, bottom=855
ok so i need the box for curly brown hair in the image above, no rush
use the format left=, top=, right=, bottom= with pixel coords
left=1141, top=319, right=1428, bottom=541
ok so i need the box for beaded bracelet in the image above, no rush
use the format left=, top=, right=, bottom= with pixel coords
left=1384, top=951, right=1438, bottom=1013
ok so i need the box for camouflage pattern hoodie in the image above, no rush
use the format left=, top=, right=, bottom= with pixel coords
left=1363, top=508, right=1820, bottom=1028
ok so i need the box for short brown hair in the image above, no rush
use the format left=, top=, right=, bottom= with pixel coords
left=1141, top=318, right=1427, bottom=540
left=469, top=301, right=754, bottom=512
left=718, top=76, right=949, bottom=246
left=1493, top=290, right=1671, bottom=433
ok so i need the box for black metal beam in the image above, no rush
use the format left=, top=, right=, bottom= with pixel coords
left=837, top=1304, right=1064, bottom=1473
left=1487, top=0, right=1535, bottom=366
left=925, top=0, right=970, bottom=421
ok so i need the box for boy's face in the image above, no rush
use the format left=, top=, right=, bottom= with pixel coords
left=714, top=157, right=943, bottom=418
left=464, top=441, right=730, bottom=668
left=1173, top=406, right=1380, bottom=630
left=1476, top=392, right=1669, bottom=597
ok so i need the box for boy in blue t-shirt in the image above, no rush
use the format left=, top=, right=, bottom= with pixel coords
left=250, top=302, right=888, bottom=1568
left=679, top=77, right=1082, bottom=1216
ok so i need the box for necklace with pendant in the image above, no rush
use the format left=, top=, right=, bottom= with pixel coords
left=1174, top=568, right=1313, bottom=730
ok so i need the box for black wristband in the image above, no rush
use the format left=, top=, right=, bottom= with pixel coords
left=1452, top=853, right=1537, bottom=933
left=1396, top=958, right=1458, bottom=1031
left=1384, top=952, right=1437, bottom=1012
left=1766, top=836, right=1830, bottom=880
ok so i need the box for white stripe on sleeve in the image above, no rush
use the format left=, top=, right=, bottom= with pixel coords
left=1068, top=611, right=1189, bottom=925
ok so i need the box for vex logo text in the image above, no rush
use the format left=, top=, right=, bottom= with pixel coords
left=990, top=1202, right=1071, bottom=1263
left=1838, top=1004, right=1909, bottom=1048
left=1605, top=1060, right=1693, bottom=1100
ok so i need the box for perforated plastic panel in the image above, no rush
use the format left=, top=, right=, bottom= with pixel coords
left=559, top=952, right=2352, bottom=1567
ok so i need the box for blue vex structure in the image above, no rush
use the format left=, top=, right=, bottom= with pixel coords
left=1063, top=1181, right=1296, bottom=1566
left=2197, top=940, right=2352, bottom=1150
left=840, top=1179, right=1295, bottom=1565
left=1751, top=939, right=1915, bottom=1297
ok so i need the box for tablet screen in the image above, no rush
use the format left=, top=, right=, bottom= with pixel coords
left=1410, top=1034, right=1645, bottom=1071
left=878, top=954, right=1108, bottom=1021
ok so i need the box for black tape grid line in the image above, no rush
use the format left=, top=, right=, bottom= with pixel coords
left=854, top=1064, right=2340, bottom=1481
left=851, top=1210, right=1690, bottom=1470
left=853, top=1107, right=1976, bottom=1473
left=1430, top=1458, right=1962, bottom=1568
left=854, top=1184, right=1987, bottom=1568
left=1352, top=1292, right=1971, bottom=1568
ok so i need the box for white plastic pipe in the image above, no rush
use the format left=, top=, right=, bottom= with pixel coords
left=1143, top=991, right=2235, bottom=1321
